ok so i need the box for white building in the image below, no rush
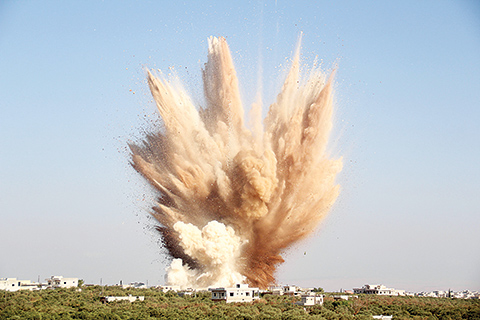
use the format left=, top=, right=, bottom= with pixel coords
left=267, top=285, right=284, bottom=295
left=267, top=285, right=312, bottom=296
left=283, top=285, right=300, bottom=296
left=296, top=293, right=324, bottom=306
left=101, top=295, right=144, bottom=303
left=160, top=285, right=181, bottom=293
left=210, top=283, right=260, bottom=303
left=0, top=278, right=39, bottom=292
left=122, top=282, right=147, bottom=289
left=333, top=295, right=358, bottom=301
left=46, top=276, right=78, bottom=288
left=353, top=284, right=405, bottom=296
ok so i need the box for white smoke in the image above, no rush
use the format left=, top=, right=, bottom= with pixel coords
left=165, top=220, right=245, bottom=288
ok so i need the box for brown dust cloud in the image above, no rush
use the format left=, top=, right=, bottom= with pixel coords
left=130, top=36, right=342, bottom=289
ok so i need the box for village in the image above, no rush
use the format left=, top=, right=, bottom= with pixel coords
left=2, top=276, right=479, bottom=303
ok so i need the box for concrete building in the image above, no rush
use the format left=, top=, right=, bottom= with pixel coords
left=353, top=284, right=405, bottom=296
left=160, top=285, right=181, bottom=293
left=177, top=289, right=194, bottom=297
left=101, top=295, right=145, bottom=303
left=121, top=282, right=147, bottom=289
left=333, top=295, right=358, bottom=301
left=210, top=283, right=260, bottom=303
left=283, top=285, right=300, bottom=296
left=0, top=278, right=39, bottom=291
left=296, top=293, right=324, bottom=306
left=46, top=276, right=78, bottom=288
left=267, top=284, right=313, bottom=296
left=267, top=285, right=284, bottom=295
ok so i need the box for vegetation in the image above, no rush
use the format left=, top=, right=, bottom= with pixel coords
left=1, top=287, right=479, bottom=319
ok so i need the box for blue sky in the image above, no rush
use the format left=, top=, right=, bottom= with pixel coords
left=1, top=1, right=479, bottom=292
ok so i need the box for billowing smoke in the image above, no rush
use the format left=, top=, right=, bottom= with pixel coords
left=130, top=36, right=342, bottom=289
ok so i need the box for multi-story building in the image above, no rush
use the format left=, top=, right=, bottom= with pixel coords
left=210, top=283, right=260, bottom=303
left=46, top=276, right=78, bottom=288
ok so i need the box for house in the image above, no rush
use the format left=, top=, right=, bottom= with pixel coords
left=268, top=286, right=284, bottom=295
left=46, top=276, right=78, bottom=288
left=210, top=283, right=260, bottom=303
left=333, top=295, right=358, bottom=301
left=0, top=278, right=39, bottom=292
left=160, top=285, right=181, bottom=293
left=178, top=290, right=194, bottom=297
left=296, top=293, right=324, bottom=306
left=353, top=284, right=405, bottom=296
left=266, top=284, right=312, bottom=296
left=283, top=285, right=299, bottom=296
left=101, top=295, right=145, bottom=303
left=122, top=282, right=147, bottom=289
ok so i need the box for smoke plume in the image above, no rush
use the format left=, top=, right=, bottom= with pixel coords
left=130, top=36, right=342, bottom=289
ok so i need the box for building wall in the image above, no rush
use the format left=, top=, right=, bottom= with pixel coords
left=296, top=294, right=324, bottom=306
left=210, top=284, right=260, bottom=303
left=47, top=276, right=78, bottom=288
left=0, top=278, right=38, bottom=292
left=0, top=278, right=21, bottom=292
left=353, top=284, right=406, bottom=296
left=101, top=296, right=145, bottom=303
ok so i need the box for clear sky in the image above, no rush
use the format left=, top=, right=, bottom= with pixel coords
left=1, top=1, right=479, bottom=292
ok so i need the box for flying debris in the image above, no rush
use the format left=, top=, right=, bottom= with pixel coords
left=130, top=36, right=342, bottom=289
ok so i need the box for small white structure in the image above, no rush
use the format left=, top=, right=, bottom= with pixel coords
left=101, top=295, right=145, bottom=303
left=46, top=276, right=78, bottom=288
left=178, top=290, right=194, bottom=297
left=333, top=295, right=357, bottom=301
left=353, top=284, right=405, bottom=296
left=283, top=285, right=299, bottom=296
left=0, top=278, right=39, bottom=292
left=296, top=293, right=323, bottom=306
left=122, top=282, right=147, bottom=289
left=268, top=285, right=284, bottom=295
left=210, top=283, right=260, bottom=303
left=373, top=316, right=393, bottom=320
left=160, top=285, right=181, bottom=293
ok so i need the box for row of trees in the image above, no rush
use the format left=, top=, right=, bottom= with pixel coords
left=1, top=286, right=479, bottom=319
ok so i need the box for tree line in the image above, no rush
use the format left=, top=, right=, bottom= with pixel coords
left=1, top=285, right=479, bottom=319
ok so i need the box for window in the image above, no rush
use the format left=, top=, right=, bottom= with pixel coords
left=64, top=282, right=67, bottom=284
left=246, top=292, right=250, bottom=296
left=230, top=292, right=234, bottom=296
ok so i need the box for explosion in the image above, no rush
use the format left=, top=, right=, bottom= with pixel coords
left=130, top=36, right=342, bottom=289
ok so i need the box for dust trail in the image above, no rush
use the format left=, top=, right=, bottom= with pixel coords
left=130, top=36, right=342, bottom=289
